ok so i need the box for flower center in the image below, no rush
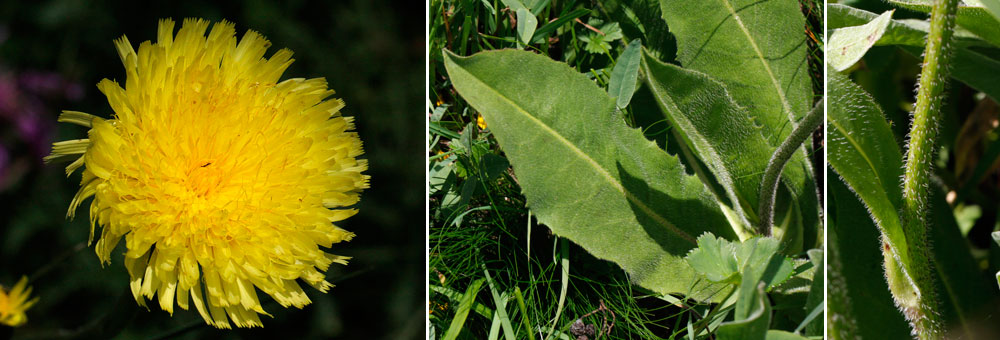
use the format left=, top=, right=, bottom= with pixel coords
left=185, top=159, right=224, bottom=197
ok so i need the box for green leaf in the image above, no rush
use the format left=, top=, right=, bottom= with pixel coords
left=658, top=0, right=819, bottom=248
left=429, top=158, right=456, bottom=195
left=481, top=153, right=510, bottom=181
left=443, top=49, right=737, bottom=301
left=803, top=249, right=823, bottom=336
left=717, top=281, right=770, bottom=340
left=685, top=233, right=794, bottom=290
left=530, top=8, right=590, bottom=44
left=827, top=64, right=929, bottom=329
left=430, top=284, right=494, bottom=320
left=826, top=65, right=910, bottom=265
left=828, top=5, right=1000, bottom=101
left=981, top=0, right=1000, bottom=21
left=516, top=8, right=538, bottom=47
left=889, top=0, right=1000, bottom=46
left=685, top=233, right=740, bottom=284
left=608, top=39, right=642, bottom=109
left=828, top=4, right=989, bottom=48
left=828, top=177, right=911, bottom=339
left=660, top=0, right=812, bottom=139
left=524, top=0, right=549, bottom=14
left=828, top=62, right=995, bottom=336
left=640, top=50, right=768, bottom=226
left=601, top=0, right=677, bottom=60
left=764, top=330, right=811, bottom=340
left=580, top=21, right=624, bottom=54
left=500, top=0, right=527, bottom=11
left=827, top=10, right=895, bottom=71
left=641, top=50, right=817, bottom=249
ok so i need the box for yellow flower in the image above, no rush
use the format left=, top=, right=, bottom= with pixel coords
left=46, top=19, right=368, bottom=328
left=0, top=276, right=39, bottom=327
left=476, top=114, right=487, bottom=130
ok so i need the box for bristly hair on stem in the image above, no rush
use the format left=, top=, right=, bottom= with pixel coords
left=897, top=0, right=959, bottom=337
left=758, top=98, right=823, bottom=235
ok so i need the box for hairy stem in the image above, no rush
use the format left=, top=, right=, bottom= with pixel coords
left=757, top=99, right=823, bottom=235
left=898, top=0, right=958, bottom=337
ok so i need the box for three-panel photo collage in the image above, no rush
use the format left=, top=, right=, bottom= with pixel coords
left=0, top=0, right=998, bottom=339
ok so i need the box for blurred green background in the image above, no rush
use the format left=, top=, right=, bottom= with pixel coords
left=0, top=0, right=424, bottom=339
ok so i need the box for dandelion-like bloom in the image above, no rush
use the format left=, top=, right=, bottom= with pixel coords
left=476, top=114, right=487, bottom=130
left=46, top=19, right=368, bottom=328
left=0, top=276, right=38, bottom=327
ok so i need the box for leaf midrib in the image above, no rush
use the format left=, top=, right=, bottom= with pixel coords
left=718, top=0, right=796, bottom=120
left=452, top=62, right=697, bottom=245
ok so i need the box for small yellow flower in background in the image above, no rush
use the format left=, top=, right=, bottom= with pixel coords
left=46, top=18, right=368, bottom=328
left=0, top=276, right=39, bottom=327
left=476, top=114, right=487, bottom=130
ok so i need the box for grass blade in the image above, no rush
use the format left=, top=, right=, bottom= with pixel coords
left=545, top=238, right=570, bottom=340
left=443, top=279, right=486, bottom=340
left=484, top=268, right=516, bottom=340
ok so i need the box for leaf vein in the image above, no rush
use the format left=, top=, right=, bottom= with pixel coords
left=456, top=68, right=697, bottom=245
left=718, top=0, right=795, bottom=120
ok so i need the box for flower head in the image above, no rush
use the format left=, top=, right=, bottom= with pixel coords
left=46, top=18, right=368, bottom=328
left=476, top=114, right=487, bottom=130
left=0, top=276, right=38, bottom=327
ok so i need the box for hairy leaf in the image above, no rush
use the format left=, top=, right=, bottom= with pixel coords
left=828, top=62, right=996, bottom=336
left=828, top=4, right=988, bottom=48
left=827, top=10, right=895, bottom=71
left=685, top=233, right=794, bottom=290
left=717, top=280, right=770, bottom=340
left=828, top=177, right=911, bottom=339
left=659, top=0, right=812, bottom=139
left=827, top=64, right=930, bottom=329
left=443, top=49, right=737, bottom=301
left=658, top=0, right=819, bottom=247
left=829, top=5, right=1000, bottom=101
left=889, top=0, right=1000, bottom=46
left=641, top=50, right=816, bottom=250
left=827, top=65, right=910, bottom=265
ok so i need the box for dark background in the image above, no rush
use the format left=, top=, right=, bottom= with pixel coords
left=0, top=1, right=424, bottom=339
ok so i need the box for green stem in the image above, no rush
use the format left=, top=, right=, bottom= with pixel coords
left=898, top=0, right=958, bottom=337
left=757, top=99, right=823, bottom=235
